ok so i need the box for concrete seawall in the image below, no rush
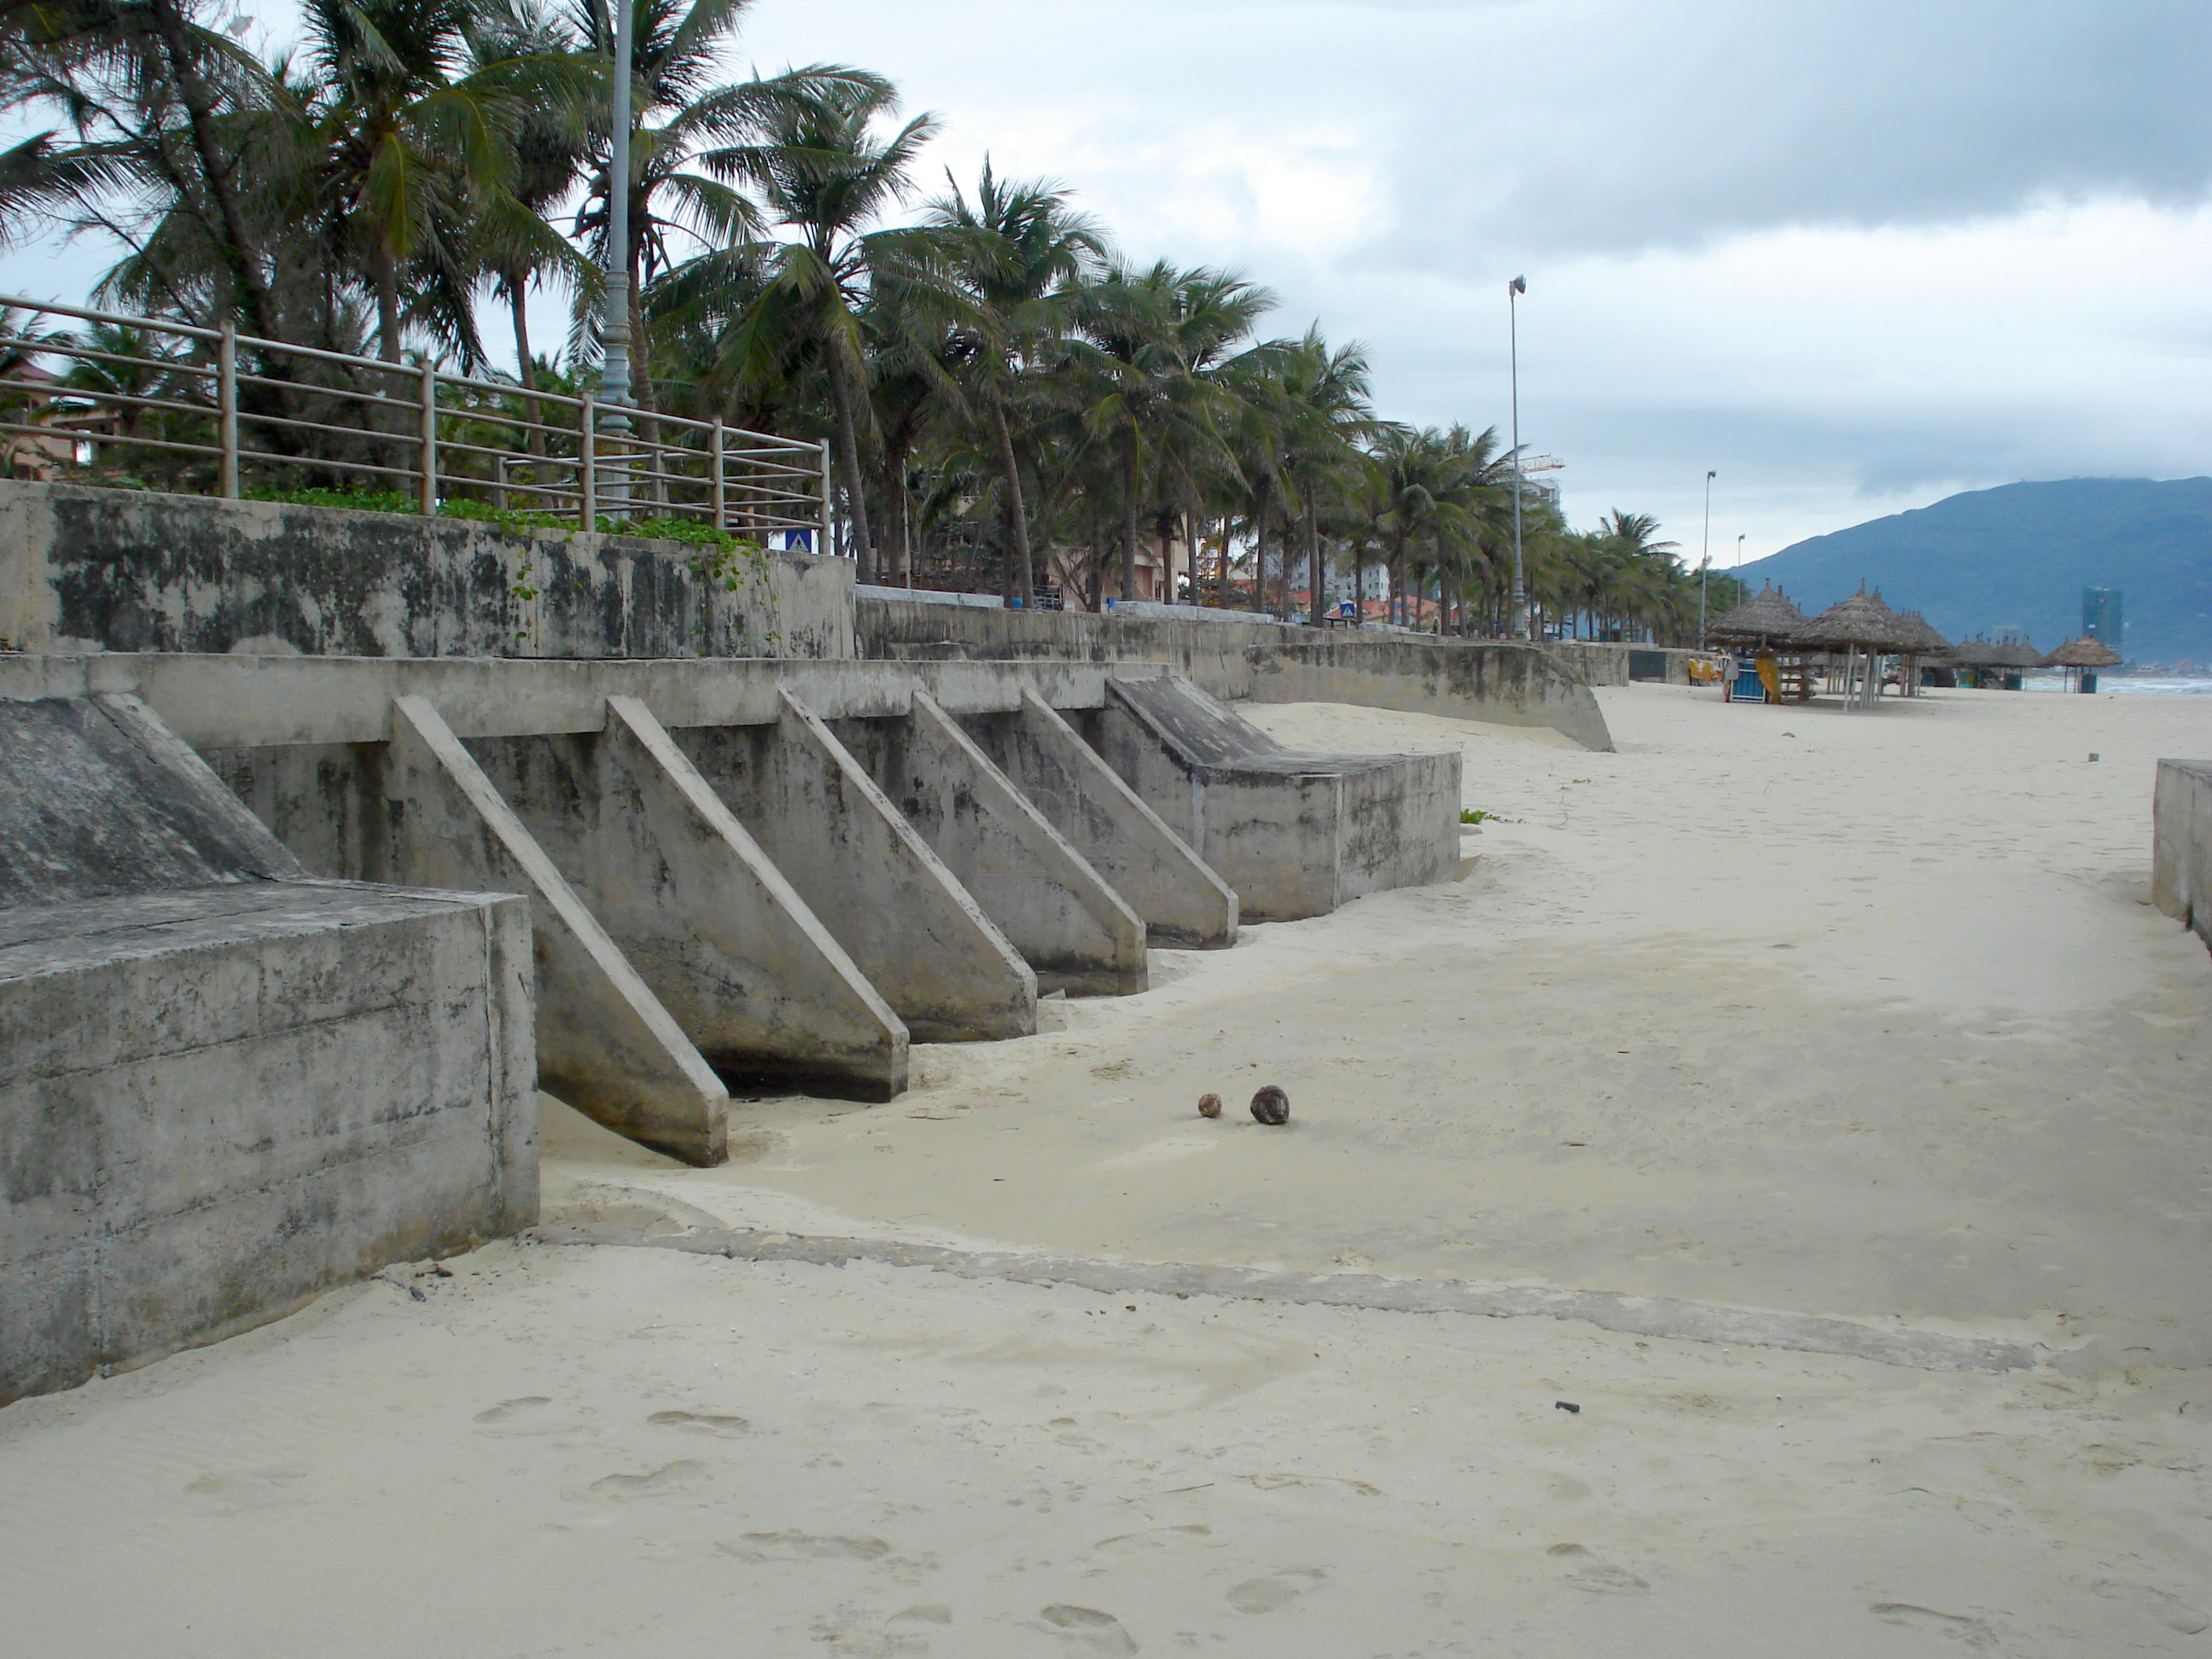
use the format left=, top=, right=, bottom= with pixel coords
left=0, top=481, right=853, bottom=660
left=855, top=597, right=1615, bottom=752
left=2153, top=759, right=2212, bottom=948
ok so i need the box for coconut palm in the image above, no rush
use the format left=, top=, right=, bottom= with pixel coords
left=926, top=162, right=1107, bottom=603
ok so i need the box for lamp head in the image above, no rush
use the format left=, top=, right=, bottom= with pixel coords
left=1510, top=275, right=1526, bottom=295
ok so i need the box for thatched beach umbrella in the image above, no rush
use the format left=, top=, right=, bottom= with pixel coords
left=1983, top=638, right=2046, bottom=690
left=1790, top=587, right=1918, bottom=708
left=1893, top=610, right=1952, bottom=696
left=2047, top=635, right=2121, bottom=692
left=1707, top=583, right=1810, bottom=646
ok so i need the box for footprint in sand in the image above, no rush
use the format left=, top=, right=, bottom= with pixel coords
left=648, top=1409, right=751, bottom=1437
left=472, top=1395, right=551, bottom=1424
left=1226, top=1568, right=1328, bottom=1614
left=2091, top=1581, right=2210, bottom=1636
left=720, top=1531, right=892, bottom=1563
left=1027, top=1605, right=1138, bottom=1656
left=1869, top=1604, right=1998, bottom=1647
left=888, top=1605, right=952, bottom=1626
left=586, top=1460, right=708, bottom=1501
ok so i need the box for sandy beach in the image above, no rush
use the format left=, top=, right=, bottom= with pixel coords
left=5, top=683, right=2209, bottom=1656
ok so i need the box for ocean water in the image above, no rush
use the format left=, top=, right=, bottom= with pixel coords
left=2022, top=675, right=2212, bottom=696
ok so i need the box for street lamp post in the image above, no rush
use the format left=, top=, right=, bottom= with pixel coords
left=1508, top=275, right=1527, bottom=638
left=598, top=0, right=635, bottom=517
left=1697, top=469, right=1715, bottom=642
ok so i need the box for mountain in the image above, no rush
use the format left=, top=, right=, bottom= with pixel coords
left=1734, top=477, right=2212, bottom=665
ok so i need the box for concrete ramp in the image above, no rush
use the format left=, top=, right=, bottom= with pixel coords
left=1095, top=676, right=1459, bottom=921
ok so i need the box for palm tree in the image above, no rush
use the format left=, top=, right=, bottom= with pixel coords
left=927, top=161, right=1106, bottom=604
left=692, top=73, right=937, bottom=576
left=1272, top=327, right=1375, bottom=624
left=301, top=0, right=538, bottom=364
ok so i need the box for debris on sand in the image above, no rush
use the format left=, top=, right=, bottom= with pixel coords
left=1250, top=1086, right=1290, bottom=1126
left=1197, top=1092, right=1224, bottom=1119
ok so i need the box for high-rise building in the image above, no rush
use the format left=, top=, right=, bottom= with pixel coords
left=2083, top=587, right=2123, bottom=655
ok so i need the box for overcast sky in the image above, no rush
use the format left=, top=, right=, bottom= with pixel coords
left=7, top=0, right=2209, bottom=560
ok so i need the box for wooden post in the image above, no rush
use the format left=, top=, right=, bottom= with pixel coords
left=580, top=397, right=597, bottom=528
left=418, top=363, right=438, bottom=515
left=709, top=419, right=725, bottom=531
left=217, top=323, right=239, bottom=499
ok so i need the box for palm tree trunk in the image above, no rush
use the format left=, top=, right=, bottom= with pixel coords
left=1303, top=486, right=1323, bottom=626
left=988, top=385, right=1034, bottom=603
left=145, top=0, right=281, bottom=344
left=825, top=358, right=875, bottom=579
left=1252, top=479, right=1273, bottom=616
left=373, top=242, right=403, bottom=364
left=508, top=285, right=544, bottom=460
left=1120, top=427, right=1140, bottom=601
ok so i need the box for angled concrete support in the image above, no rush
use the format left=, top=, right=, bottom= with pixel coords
left=674, top=691, right=1035, bottom=1042
left=386, top=696, right=730, bottom=1165
left=598, top=698, right=909, bottom=1098
left=888, top=690, right=1146, bottom=996
left=965, top=691, right=1237, bottom=949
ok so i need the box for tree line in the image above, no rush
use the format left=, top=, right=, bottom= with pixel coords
left=0, top=0, right=1741, bottom=639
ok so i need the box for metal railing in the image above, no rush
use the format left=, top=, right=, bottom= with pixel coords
left=0, top=294, right=833, bottom=550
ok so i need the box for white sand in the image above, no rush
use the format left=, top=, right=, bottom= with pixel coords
left=4, top=684, right=2209, bottom=1655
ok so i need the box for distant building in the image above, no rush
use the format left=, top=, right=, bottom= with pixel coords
left=2083, top=586, right=2123, bottom=656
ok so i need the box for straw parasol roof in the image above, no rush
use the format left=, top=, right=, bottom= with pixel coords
left=1983, top=637, right=2049, bottom=671
left=1949, top=637, right=1999, bottom=667
left=1706, top=583, right=1809, bottom=643
left=1894, top=609, right=1951, bottom=655
left=1790, top=585, right=1918, bottom=652
left=2046, top=635, right=2122, bottom=668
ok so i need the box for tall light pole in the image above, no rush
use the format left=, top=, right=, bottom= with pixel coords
left=599, top=0, right=634, bottom=516
left=1508, top=275, right=1527, bottom=638
left=1736, top=533, right=1745, bottom=570
left=1697, top=469, right=1715, bottom=642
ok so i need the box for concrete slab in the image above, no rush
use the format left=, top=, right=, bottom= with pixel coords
left=384, top=696, right=730, bottom=1165
left=2153, top=758, right=2212, bottom=946
left=1, top=877, right=534, bottom=1404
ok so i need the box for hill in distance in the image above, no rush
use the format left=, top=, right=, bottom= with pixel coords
left=1733, top=477, right=2212, bottom=666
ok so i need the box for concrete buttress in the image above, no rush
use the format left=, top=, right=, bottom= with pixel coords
left=964, top=691, right=1237, bottom=950
left=672, top=691, right=1036, bottom=1043
left=384, top=695, right=730, bottom=1164
left=886, top=690, right=1146, bottom=997
left=473, top=696, right=909, bottom=1102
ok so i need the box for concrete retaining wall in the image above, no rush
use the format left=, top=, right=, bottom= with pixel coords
left=0, top=480, right=853, bottom=660
left=2152, top=760, right=2212, bottom=947
left=1, top=690, right=536, bottom=1403
left=856, top=597, right=1615, bottom=752
left=1547, top=642, right=1705, bottom=687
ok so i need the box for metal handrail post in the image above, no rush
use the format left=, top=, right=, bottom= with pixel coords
left=218, top=324, right=239, bottom=498
left=580, top=396, right=597, bottom=527
left=818, top=439, right=833, bottom=558
left=709, top=418, right=725, bottom=531
left=493, top=454, right=507, bottom=512
left=418, top=364, right=438, bottom=515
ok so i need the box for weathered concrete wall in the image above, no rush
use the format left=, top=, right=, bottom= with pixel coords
left=0, top=480, right=853, bottom=660
left=1095, top=678, right=1460, bottom=921
left=2, top=880, right=534, bottom=1404
left=383, top=697, right=730, bottom=1163
left=855, top=596, right=1614, bottom=752
left=673, top=695, right=1036, bottom=1043
left=1549, top=642, right=1704, bottom=687
left=963, top=692, right=1238, bottom=950
left=469, top=700, right=909, bottom=1101
left=2152, top=760, right=2212, bottom=947
left=836, top=691, right=1145, bottom=997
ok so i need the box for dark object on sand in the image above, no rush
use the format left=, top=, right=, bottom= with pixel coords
left=1197, top=1092, right=1223, bottom=1119
left=1250, top=1086, right=1289, bottom=1126
left=1555, top=1400, right=1581, bottom=1414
